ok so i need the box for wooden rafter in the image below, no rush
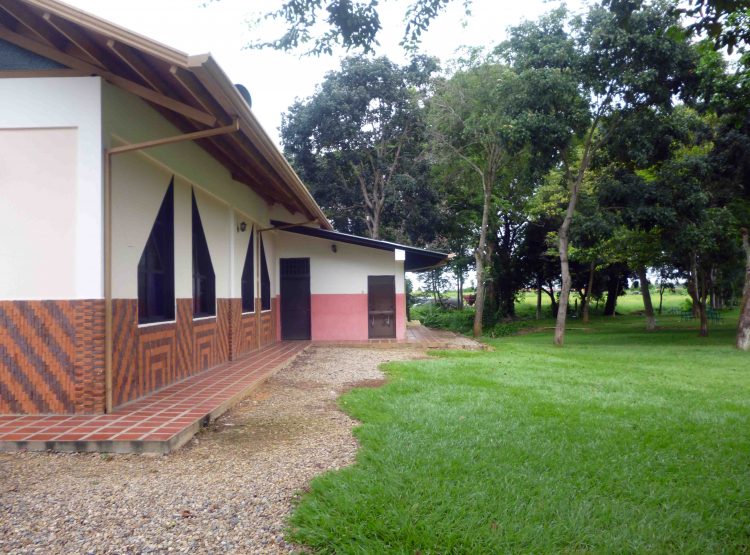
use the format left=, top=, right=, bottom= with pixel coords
left=42, top=11, right=109, bottom=69
left=107, top=40, right=175, bottom=96
left=169, top=64, right=226, bottom=121
left=226, top=131, right=307, bottom=212
left=0, top=25, right=217, bottom=126
left=0, top=0, right=62, bottom=49
left=0, top=68, right=86, bottom=78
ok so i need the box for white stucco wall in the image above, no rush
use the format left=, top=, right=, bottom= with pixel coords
left=274, top=232, right=405, bottom=295
left=104, top=82, right=289, bottom=302
left=0, top=77, right=102, bottom=300
left=232, top=210, right=254, bottom=301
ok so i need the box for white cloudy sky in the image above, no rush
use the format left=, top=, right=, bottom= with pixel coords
left=63, top=0, right=585, bottom=146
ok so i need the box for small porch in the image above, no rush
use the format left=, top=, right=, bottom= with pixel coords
left=0, top=326, right=482, bottom=454
left=0, top=342, right=308, bottom=454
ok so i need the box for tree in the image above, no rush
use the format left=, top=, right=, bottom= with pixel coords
left=505, top=1, right=696, bottom=345
left=281, top=56, right=437, bottom=240
left=428, top=51, right=583, bottom=336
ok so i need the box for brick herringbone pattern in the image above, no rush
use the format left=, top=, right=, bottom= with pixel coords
left=73, top=300, right=105, bottom=414
left=0, top=300, right=106, bottom=414
left=112, top=299, right=138, bottom=407
left=175, top=299, right=193, bottom=377
left=260, top=298, right=276, bottom=347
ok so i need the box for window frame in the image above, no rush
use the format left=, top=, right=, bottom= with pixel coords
left=192, top=190, right=216, bottom=318
left=137, top=179, right=175, bottom=325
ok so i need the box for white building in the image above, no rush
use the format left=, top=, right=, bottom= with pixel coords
left=0, top=0, right=446, bottom=415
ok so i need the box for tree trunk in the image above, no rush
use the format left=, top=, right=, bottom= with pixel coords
left=603, top=274, right=620, bottom=316
left=638, top=267, right=656, bottom=331
left=736, top=228, right=750, bottom=350
left=688, top=253, right=709, bottom=337
left=582, top=261, right=595, bottom=324
left=473, top=179, right=492, bottom=338
left=457, top=269, right=464, bottom=310
left=544, top=286, right=558, bottom=318
left=536, top=279, right=542, bottom=320
left=658, top=285, right=664, bottom=316
left=554, top=140, right=595, bottom=345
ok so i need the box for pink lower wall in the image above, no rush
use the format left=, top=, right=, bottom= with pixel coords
left=396, top=293, right=406, bottom=340
left=276, top=292, right=407, bottom=342
left=311, top=294, right=369, bottom=341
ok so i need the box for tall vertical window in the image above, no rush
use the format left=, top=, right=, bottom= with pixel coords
left=138, top=179, right=175, bottom=324
left=260, top=235, right=271, bottom=311
left=241, top=229, right=255, bottom=313
left=192, top=190, right=215, bottom=317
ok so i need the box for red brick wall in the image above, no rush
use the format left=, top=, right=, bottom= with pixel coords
left=0, top=296, right=277, bottom=414
left=260, top=298, right=277, bottom=347
left=0, top=300, right=104, bottom=415
left=111, top=297, right=274, bottom=410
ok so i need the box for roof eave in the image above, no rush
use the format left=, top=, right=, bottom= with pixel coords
left=188, top=55, right=333, bottom=230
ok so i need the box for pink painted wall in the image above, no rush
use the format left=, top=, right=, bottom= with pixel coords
left=311, top=294, right=369, bottom=341
left=396, top=293, right=407, bottom=340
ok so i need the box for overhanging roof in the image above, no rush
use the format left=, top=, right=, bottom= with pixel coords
left=0, top=0, right=332, bottom=229
left=270, top=221, right=450, bottom=272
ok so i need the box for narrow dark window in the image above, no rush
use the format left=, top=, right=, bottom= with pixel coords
left=138, top=179, right=175, bottom=324
left=192, top=191, right=215, bottom=317
left=260, top=235, right=271, bottom=311
left=241, top=229, right=255, bottom=312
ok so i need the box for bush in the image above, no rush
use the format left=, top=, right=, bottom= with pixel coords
left=412, top=305, right=474, bottom=334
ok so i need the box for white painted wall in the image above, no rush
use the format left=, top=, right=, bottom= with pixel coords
left=193, top=188, right=231, bottom=298
left=0, top=77, right=102, bottom=300
left=104, top=82, right=285, bottom=301
left=111, top=152, right=172, bottom=299
left=232, top=210, right=254, bottom=300
left=274, top=232, right=405, bottom=295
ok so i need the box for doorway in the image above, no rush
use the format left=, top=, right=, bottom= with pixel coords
left=368, top=275, right=396, bottom=339
left=280, top=258, right=311, bottom=340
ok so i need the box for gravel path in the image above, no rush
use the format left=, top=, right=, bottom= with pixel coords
left=0, top=347, right=425, bottom=554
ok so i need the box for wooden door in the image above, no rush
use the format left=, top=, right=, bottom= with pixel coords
left=280, top=258, right=311, bottom=340
left=368, top=275, right=396, bottom=339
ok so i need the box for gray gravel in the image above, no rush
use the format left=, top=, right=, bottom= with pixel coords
left=0, top=347, right=425, bottom=554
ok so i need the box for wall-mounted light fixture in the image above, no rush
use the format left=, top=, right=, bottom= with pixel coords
left=331, top=244, right=337, bottom=253
left=238, top=221, right=247, bottom=232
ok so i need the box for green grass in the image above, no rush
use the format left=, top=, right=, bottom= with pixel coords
left=288, top=316, right=750, bottom=554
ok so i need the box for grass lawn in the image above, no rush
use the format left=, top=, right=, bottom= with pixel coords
left=288, top=315, right=750, bottom=553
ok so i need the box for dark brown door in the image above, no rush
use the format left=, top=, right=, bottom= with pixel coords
left=368, top=275, right=396, bottom=339
left=280, top=258, right=311, bottom=340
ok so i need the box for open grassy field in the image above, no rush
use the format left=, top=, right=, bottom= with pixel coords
left=288, top=314, right=750, bottom=553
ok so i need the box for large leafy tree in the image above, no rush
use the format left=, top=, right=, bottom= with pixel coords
left=427, top=53, right=584, bottom=336
left=281, top=55, right=437, bottom=240
left=505, top=1, right=696, bottom=345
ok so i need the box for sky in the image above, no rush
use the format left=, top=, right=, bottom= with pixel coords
left=63, top=0, right=585, bottom=147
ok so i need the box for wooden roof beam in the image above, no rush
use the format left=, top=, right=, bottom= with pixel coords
left=222, top=133, right=308, bottom=214
left=42, top=11, right=109, bottom=69
left=0, top=26, right=217, bottom=126
left=0, top=0, right=63, bottom=49
left=169, top=64, right=228, bottom=122
left=107, top=39, right=178, bottom=96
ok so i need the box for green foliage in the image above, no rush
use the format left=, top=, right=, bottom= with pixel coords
left=411, top=304, right=474, bottom=334
left=281, top=55, right=439, bottom=241
left=245, top=0, right=470, bottom=55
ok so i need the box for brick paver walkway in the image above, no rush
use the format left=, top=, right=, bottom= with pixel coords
left=0, top=341, right=308, bottom=454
